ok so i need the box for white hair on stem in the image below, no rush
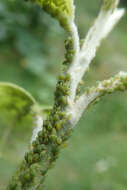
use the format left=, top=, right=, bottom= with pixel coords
left=102, top=8, right=125, bottom=38
left=69, top=20, right=80, bottom=54
left=31, top=114, right=43, bottom=144
left=81, top=9, right=125, bottom=61
left=67, top=5, right=125, bottom=103
left=68, top=0, right=80, bottom=55
left=69, top=71, right=127, bottom=126
left=67, top=20, right=80, bottom=107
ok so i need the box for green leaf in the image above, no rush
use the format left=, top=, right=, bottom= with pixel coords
left=0, top=82, right=39, bottom=131
left=0, top=83, right=43, bottom=185
left=0, top=82, right=36, bottom=114
left=0, top=82, right=38, bottom=161
left=34, top=0, right=75, bottom=31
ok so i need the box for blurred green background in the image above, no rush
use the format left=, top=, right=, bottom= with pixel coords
left=0, top=0, right=127, bottom=189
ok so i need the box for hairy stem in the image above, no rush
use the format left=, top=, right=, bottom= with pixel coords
left=70, top=72, right=127, bottom=126
left=6, top=37, right=75, bottom=190
left=6, top=0, right=125, bottom=189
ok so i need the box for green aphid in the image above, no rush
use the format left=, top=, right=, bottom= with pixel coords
left=65, top=37, right=73, bottom=49
left=65, top=53, right=73, bottom=62
left=59, top=111, right=66, bottom=118
left=24, top=172, right=31, bottom=181
left=40, top=151, right=46, bottom=158
left=60, top=96, right=67, bottom=105
left=107, top=88, right=114, bottom=93
left=33, top=145, right=41, bottom=153
left=65, top=90, right=70, bottom=96
left=50, top=135, right=57, bottom=142
left=42, top=127, right=46, bottom=134
left=59, top=74, right=66, bottom=81
left=20, top=160, right=27, bottom=170
left=66, top=114, right=72, bottom=120
left=25, top=152, right=29, bottom=162
left=57, top=137, right=62, bottom=145
left=29, top=167, right=35, bottom=178
left=65, top=73, right=71, bottom=81
left=32, top=141, right=37, bottom=147
left=38, top=131, right=43, bottom=138
left=61, top=119, right=66, bottom=126
left=94, top=97, right=100, bottom=105
left=102, top=80, right=110, bottom=88
left=55, top=122, right=61, bottom=130
left=34, top=144, right=46, bottom=153
left=33, top=153, right=40, bottom=162
left=40, top=168, right=47, bottom=175
left=53, top=114, right=60, bottom=121
left=57, top=84, right=65, bottom=93
left=8, top=182, right=17, bottom=189
left=52, top=128, right=57, bottom=135
left=58, top=85, right=69, bottom=96
left=28, top=155, right=33, bottom=164
left=41, top=144, right=46, bottom=150
left=63, top=60, right=68, bottom=65
left=48, top=123, right=52, bottom=131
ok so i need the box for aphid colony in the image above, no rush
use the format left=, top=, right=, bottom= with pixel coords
left=8, top=38, right=75, bottom=189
